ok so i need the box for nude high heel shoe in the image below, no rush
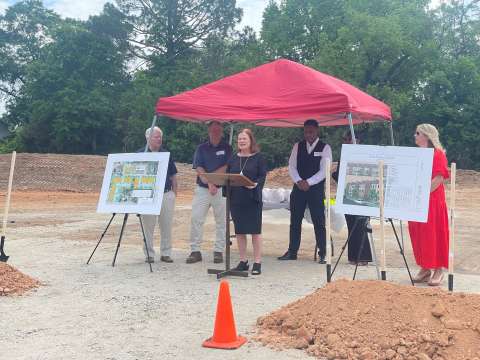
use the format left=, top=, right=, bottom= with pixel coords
left=428, top=269, right=444, bottom=286
left=412, top=268, right=431, bottom=283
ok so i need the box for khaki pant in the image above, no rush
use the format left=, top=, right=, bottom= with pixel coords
left=141, top=191, right=175, bottom=258
left=189, top=186, right=226, bottom=253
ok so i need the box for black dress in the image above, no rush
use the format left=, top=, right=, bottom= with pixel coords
left=227, top=153, right=267, bottom=234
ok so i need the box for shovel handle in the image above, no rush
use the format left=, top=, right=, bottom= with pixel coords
left=2, top=151, right=16, bottom=237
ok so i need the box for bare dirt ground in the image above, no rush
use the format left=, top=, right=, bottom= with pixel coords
left=1, top=154, right=480, bottom=359
left=3, top=165, right=480, bottom=274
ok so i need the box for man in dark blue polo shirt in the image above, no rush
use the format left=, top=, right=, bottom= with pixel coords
left=278, top=119, right=332, bottom=263
left=140, top=126, right=177, bottom=264
left=186, top=121, right=232, bottom=264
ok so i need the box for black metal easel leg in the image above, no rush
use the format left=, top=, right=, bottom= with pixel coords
left=388, top=219, right=414, bottom=285
left=112, top=214, right=129, bottom=267
left=87, top=213, right=116, bottom=264
left=207, top=180, right=248, bottom=279
left=331, top=219, right=359, bottom=279
left=448, top=274, right=454, bottom=291
left=137, top=215, right=153, bottom=273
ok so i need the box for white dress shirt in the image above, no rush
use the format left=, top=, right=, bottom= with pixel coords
left=288, top=138, right=332, bottom=186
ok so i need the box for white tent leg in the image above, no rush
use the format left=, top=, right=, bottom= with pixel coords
left=387, top=121, right=405, bottom=251
left=145, top=115, right=158, bottom=152
left=229, top=123, right=234, bottom=146
left=347, top=113, right=357, bottom=144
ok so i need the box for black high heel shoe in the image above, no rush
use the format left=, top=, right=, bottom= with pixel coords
left=234, top=260, right=249, bottom=271
left=251, top=263, right=261, bottom=275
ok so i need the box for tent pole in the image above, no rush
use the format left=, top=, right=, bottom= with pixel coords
left=387, top=120, right=405, bottom=255
left=145, top=115, right=158, bottom=152
left=229, top=122, right=234, bottom=146
left=388, top=121, right=395, bottom=145
left=347, top=113, right=357, bottom=144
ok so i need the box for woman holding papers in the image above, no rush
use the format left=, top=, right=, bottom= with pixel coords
left=408, top=124, right=449, bottom=286
left=227, top=129, right=267, bottom=275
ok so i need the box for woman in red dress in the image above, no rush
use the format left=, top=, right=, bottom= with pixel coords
left=408, top=124, right=450, bottom=286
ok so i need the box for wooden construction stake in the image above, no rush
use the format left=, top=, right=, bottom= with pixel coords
left=448, top=163, right=456, bottom=291
left=379, top=160, right=386, bottom=280
left=325, top=158, right=332, bottom=282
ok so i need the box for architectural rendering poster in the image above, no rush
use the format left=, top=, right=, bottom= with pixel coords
left=97, top=152, right=170, bottom=215
left=335, top=145, right=434, bottom=222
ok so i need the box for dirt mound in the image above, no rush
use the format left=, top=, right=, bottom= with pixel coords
left=0, top=262, right=41, bottom=296
left=255, top=279, right=480, bottom=360
left=266, top=166, right=292, bottom=188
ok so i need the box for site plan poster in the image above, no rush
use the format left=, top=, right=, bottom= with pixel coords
left=97, top=152, right=170, bottom=215
left=335, top=145, right=434, bottom=222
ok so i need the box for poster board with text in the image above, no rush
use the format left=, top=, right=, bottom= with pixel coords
left=335, top=145, right=434, bottom=222
left=97, top=152, right=170, bottom=215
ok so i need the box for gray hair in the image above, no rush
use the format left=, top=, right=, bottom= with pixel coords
left=145, top=126, right=163, bottom=138
left=416, top=123, right=444, bottom=152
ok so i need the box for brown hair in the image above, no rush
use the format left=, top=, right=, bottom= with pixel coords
left=239, top=128, right=260, bottom=153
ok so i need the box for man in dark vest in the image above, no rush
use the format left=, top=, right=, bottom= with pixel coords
left=278, top=119, right=332, bottom=263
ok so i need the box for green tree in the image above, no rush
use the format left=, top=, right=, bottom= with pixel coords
left=115, top=0, right=242, bottom=70
left=0, top=0, right=60, bottom=101
left=4, top=17, right=131, bottom=154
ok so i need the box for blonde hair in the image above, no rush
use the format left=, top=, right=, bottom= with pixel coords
left=416, top=123, right=444, bottom=152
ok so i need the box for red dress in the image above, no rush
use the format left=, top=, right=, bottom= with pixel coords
left=408, top=149, right=450, bottom=269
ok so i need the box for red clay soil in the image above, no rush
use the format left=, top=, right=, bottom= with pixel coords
left=0, top=262, right=41, bottom=296
left=255, top=279, right=480, bottom=360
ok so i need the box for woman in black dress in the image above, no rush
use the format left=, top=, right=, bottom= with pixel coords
left=227, top=128, right=267, bottom=275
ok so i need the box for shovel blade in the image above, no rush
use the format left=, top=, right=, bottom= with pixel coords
left=0, top=235, right=9, bottom=262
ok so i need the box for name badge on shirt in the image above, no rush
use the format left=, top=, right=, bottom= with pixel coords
left=216, top=150, right=225, bottom=156
left=314, top=151, right=322, bottom=157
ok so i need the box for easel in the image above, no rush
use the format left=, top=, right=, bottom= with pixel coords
left=330, top=159, right=414, bottom=285
left=88, top=118, right=169, bottom=273
left=330, top=216, right=380, bottom=280
left=86, top=213, right=153, bottom=272
left=200, top=172, right=255, bottom=279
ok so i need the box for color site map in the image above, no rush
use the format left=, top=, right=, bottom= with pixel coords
left=107, top=161, right=158, bottom=205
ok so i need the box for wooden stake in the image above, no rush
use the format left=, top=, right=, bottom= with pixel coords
left=379, top=160, right=386, bottom=280
left=325, top=159, right=332, bottom=282
left=448, top=162, right=456, bottom=291
left=1, top=151, right=16, bottom=237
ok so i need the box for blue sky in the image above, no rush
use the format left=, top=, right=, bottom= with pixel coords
left=0, top=0, right=272, bottom=32
left=0, top=0, right=445, bottom=33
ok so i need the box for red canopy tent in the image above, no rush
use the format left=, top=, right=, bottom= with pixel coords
left=155, top=59, right=392, bottom=129
left=154, top=59, right=397, bottom=280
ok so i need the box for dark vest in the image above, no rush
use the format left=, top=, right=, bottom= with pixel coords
left=297, top=139, right=326, bottom=182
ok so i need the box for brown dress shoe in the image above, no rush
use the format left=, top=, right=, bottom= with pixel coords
left=160, top=256, right=173, bottom=263
left=213, top=252, right=223, bottom=264
left=186, top=251, right=202, bottom=264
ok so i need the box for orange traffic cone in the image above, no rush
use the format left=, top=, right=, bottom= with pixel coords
left=202, top=280, right=247, bottom=349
